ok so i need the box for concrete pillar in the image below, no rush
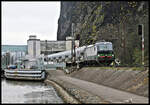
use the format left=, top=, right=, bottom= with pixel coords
left=66, top=36, right=73, bottom=51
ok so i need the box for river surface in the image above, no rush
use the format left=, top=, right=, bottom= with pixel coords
left=1, top=78, right=64, bottom=103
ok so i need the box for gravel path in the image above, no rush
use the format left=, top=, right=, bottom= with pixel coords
left=57, top=76, right=148, bottom=103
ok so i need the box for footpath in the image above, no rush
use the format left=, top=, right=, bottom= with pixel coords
left=57, top=76, right=148, bottom=103
left=45, top=70, right=148, bottom=103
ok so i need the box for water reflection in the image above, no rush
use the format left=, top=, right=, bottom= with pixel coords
left=2, top=79, right=64, bottom=103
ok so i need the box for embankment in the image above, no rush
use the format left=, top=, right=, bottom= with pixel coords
left=45, top=67, right=149, bottom=103
left=69, top=67, right=149, bottom=97
left=44, top=70, right=107, bottom=103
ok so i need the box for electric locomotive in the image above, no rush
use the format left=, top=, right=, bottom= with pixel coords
left=95, top=42, right=115, bottom=65
left=45, top=41, right=115, bottom=66
left=83, top=41, right=114, bottom=66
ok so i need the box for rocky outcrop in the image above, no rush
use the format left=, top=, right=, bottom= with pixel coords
left=57, top=2, right=75, bottom=40
left=57, top=1, right=149, bottom=65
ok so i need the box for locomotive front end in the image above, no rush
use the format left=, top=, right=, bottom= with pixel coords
left=96, top=42, right=115, bottom=65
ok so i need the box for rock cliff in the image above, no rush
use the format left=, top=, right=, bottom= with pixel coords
left=57, top=1, right=149, bottom=65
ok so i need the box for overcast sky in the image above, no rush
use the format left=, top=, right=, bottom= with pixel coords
left=2, top=1, right=60, bottom=45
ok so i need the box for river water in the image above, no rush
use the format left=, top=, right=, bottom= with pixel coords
left=1, top=78, right=64, bottom=104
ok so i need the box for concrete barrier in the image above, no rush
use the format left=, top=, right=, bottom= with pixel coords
left=45, top=79, right=80, bottom=104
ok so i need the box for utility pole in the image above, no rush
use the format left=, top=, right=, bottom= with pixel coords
left=142, top=25, right=144, bottom=66
left=45, top=40, right=48, bottom=64
left=121, top=20, right=125, bottom=65
left=123, top=21, right=126, bottom=65
left=71, top=23, right=76, bottom=63
left=73, top=31, right=76, bottom=65
left=72, top=23, right=75, bottom=63
left=71, top=23, right=74, bottom=63
left=45, top=40, right=47, bottom=55
left=121, top=15, right=127, bottom=65
left=138, top=24, right=144, bottom=66
left=72, top=23, right=76, bottom=65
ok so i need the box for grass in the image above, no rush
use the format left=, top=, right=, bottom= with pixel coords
left=131, top=67, right=147, bottom=71
left=83, top=66, right=148, bottom=71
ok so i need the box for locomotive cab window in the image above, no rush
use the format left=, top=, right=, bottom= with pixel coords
left=97, top=44, right=113, bottom=51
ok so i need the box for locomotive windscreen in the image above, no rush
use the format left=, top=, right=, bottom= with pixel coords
left=97, top=43, right=113, bottom=51
left=96, top=42, right=115, bottom=64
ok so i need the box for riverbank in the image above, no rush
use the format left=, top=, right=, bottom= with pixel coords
left=45, top=79, right=80, bottom=103
left=44, top=70, right=105, bottom=103
left=44, top=67, right=149, bottom=103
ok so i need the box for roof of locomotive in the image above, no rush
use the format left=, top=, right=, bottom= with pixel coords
left=95, top=41, right=112, bottom=45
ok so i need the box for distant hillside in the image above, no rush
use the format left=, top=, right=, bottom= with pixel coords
left=57, top=1, right=149, bottom=66
left=2, top=45, right=27, bottom=53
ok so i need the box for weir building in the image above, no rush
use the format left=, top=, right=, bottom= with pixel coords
left=2, top=35, right=79, bottom=68
left=27, top=35, right=79, bottom=57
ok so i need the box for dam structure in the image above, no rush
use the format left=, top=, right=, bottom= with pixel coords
left=2, top=35, right=79, bottom=69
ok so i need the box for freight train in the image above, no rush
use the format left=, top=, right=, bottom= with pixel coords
left=44, top=41, right=115, bottom=66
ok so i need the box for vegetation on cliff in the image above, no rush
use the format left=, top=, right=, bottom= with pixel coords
left=57, top=1, right=149, bottom=66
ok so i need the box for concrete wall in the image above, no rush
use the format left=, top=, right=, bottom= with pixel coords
left=40, top=40, right=66, bottom=54
left=66, top=40, right=72, bottom=51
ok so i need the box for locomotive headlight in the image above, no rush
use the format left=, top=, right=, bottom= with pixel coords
left=112, top=54, right=114, bottom=57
